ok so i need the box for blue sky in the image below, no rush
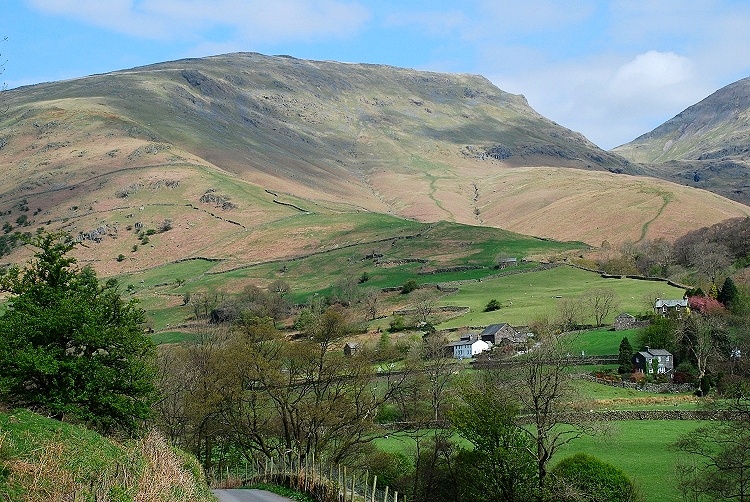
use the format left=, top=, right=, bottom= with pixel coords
left=3, top=0, right=750, bottom=150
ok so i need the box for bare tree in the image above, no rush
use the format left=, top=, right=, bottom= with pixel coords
left=676, top=313, right=728, bottom=382
left=509, top=329, right=598, bottom=498
left=361, top=288, right=381, bottom=321
left=554, top=297, right=583, bottom=331
left=412, top=289, right=438, bottom=326
left=690, top=241, right=731, bottom=285
left=583, top=288, right=619, bottom=327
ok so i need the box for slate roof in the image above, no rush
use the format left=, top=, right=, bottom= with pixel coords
left=654, top=299, right=688, bottom=308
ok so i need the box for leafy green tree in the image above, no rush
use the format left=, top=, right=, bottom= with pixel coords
left=450, top=375, right=537, bottom=501
left=0, top=232, right=156, bottom=433
left=550, top=453, right=641, bottom=502
left=401, top=279, right=418, bottom=294
left=617, top=337, right=633, bottom=374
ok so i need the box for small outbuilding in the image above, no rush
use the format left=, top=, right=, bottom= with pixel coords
left=343, top=342, right=359, bottom=357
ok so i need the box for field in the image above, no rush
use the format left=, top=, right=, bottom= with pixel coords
left=373, top=419, right=703, bottom=502
left=438, top=266, right=684, bottom=328
left=568, top=327, right=640, bottom=356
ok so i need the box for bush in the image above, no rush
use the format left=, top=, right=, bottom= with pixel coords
left=116, top=254, right=125, bottom=262
left=388, top=315, right=405, bottom=332
left=400, top=279, right=418, bottom=294
left=551, top=453, right=641, bottom=502
left=484, top=299, right=501, bottom=312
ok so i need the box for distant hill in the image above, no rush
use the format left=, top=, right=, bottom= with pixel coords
left=0, top=52, right=748, bottom=274
left=614, top=77, right=750, bottom=205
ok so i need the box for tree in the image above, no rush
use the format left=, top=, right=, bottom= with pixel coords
left=450, top=374, right=537, bottom=501
left=555, top=297, right=583, bottom=331
left=673, top=397, right=750, bottom=501
left=718, top=276, right=739, bottom=308
left=484, top=298, right=502, bottom=312
left=617, top=337, right=633, bottom=374
left=510, top=330, right=598, bottom=498
left=412, top=290, right=438, bottom=326
left=583, top=288, right=619, bottom=327
left=0, top=232, right=156, bottom=433
left=676, top=313, right=729, bottom=383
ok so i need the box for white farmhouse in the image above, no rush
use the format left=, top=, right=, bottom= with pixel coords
left=445, top=336, right=491, bottom=359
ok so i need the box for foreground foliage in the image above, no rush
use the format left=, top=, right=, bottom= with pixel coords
left=0, top=232, right=156, bottom=433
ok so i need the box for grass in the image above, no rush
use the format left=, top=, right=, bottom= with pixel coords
left=373, top=420, right=703, bottom=502
left=567, top=327, right=642, bottom=356
left=555, top=420, right=704, bottom=502
left=0, top=409, right=213, bottom=501
left=438, top=266, right=685, bottom=328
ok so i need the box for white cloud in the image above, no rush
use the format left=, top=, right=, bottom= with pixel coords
left=25, top=0, right=370, bottom=42
left=609, top=51, right=694, bottom=99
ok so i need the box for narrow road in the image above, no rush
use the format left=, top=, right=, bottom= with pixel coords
left=213, top=489, right=295, bottom=502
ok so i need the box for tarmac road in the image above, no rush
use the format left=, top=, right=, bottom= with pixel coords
left=213, top=489, right=295, bottom=502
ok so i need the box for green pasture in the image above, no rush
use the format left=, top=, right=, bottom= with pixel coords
left=150, top=330, right=197, bottom=344
left=556, top=420, right=703, bottom=501
left=124, top=219, right=587, bottom=326
left=374, top=420, right=703, bottom=502
left=567, top=327, right=641, bottom=356
left=438, top=266, right=685, bottom=328
left=571, top=380, right=698, bottom=409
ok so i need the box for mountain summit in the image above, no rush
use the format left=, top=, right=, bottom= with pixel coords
left=614, top=77, right=750, bottom=204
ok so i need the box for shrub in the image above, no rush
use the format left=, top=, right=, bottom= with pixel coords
left=484, top=299, right=501, bottom=312
left=116, top=254, right=125, bottom=262
left=400, top=279, right=418, bottom=294
left=389, top=315, right=405, bottom=332
left=550, top=452, right=641, bottom=502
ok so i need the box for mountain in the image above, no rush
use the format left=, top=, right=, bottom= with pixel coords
left=614, top=77, right=750, bottom=205
left=0, top=52, right=747, bottom=274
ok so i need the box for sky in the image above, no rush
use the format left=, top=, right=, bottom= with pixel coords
left=3, top=1, right=750, bottom=150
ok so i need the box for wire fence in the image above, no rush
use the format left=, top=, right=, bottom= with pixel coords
left=211, top=452, right=403, bottom=502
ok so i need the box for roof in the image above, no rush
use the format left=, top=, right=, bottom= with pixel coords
left=479, top=323, right=511, bottom=336
left=654, top=299, right=688, bottom=308
left=615, top=312, right=635, bottom=319
left=637, top=348, right=672, bottom=358
left=446, top=339, right=489, bottom=348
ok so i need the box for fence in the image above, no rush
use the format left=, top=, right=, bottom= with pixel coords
left=211, top=452, right=403, bottom=502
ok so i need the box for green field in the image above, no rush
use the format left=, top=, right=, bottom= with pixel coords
left=121, top=220, right=587, bottom=331
left=374, top=420, right=703, bottom=502
left=438, top=266, right=684, bottom=328
left=556, top=420, right=702, bottom=501
left=568, top=327, right=641, bottom=356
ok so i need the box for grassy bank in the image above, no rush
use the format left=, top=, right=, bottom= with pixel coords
left=0, top=409, right=214, bottom=501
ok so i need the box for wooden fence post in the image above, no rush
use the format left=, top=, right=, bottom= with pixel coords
left=384, top=485, right=389, bottom=502
left=371, top=475, right=377, bottom=502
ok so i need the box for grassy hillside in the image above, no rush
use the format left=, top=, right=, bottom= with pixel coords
left=0, top=53, right=747, bottom=280
left=0, top=409, right=214, bottom=501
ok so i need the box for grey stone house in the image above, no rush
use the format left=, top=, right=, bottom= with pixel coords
left=632, top=347, right=674, bottom=376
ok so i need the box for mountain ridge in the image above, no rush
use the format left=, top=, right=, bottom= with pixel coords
left=614, top=76, right=750, bottom=204
left=0, top=52, right=747, bottom=274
